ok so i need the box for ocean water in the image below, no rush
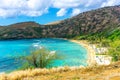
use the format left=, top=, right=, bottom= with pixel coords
left=0, top=38, right=87, bottom=72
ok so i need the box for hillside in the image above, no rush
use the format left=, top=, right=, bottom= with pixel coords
left=0, top=22, right=43, bottom=39
left=43, top=6, right=120, bottom=38
left=0, top=5, right=120, bottom=39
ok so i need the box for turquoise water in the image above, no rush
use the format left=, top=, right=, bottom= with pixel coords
left=0, top=38, right=87, bottom=72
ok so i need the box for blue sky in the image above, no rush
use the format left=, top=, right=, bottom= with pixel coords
left=0, top=0, right=120, bottom=26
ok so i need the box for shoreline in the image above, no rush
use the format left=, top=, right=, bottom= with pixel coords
left=69, top=40, right=96, bottom=66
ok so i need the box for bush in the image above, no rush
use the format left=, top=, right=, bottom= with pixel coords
left=21, top=48, right=61, bottom=69
left=108, top=40, right=120, bottom=61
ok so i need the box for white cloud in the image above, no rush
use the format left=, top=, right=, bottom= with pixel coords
left=0, top=0, right=26, bottom=9
left=52, top=0, right=86, bottom=8
left=71, top=8, right=81, bottom=16
left=52, top=0, right=86, bottom=17
left=0, top=9, right=18, bottom=18
left=20, top=10, right=43, bottom=17
left=52, top=0, right=107, bottom=17
left=57, top=8, right=67, bottom=17
left=0, top=0, right=52, bottom=18
left=0, top=0, right=120, bottom=18
left=85, top=0, right=101, bottom=7
left=101, top=0, right=120, bottom=7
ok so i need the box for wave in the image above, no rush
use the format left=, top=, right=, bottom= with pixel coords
left=49, top=51, right=56, bottom=56
left=32, top=43, right=43, bottom=49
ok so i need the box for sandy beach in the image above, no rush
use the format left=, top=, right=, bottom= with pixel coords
left=69, top=40, right=96, bottom=66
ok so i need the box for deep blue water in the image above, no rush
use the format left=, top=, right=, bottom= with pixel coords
left=0, top=38, right=87, bottom=72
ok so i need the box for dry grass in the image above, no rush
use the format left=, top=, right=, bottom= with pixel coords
left=0, top=61, right=120, bottom=80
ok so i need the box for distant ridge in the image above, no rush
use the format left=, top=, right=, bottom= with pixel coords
left=7, top=21, right=40, bottom=28
left=0, top=5, right=120, bottom=39
left=45, top=20, right=62, bottom=25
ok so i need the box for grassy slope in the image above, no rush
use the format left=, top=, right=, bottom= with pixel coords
left=1, top=61, right=120, bottom=80
left=29, top=67, right=120, bottom=80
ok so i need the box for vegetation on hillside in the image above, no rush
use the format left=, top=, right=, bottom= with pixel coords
left=74, top=28, right=120, bottom=61
left=0, top=6, right=120, bottom=39
left=109, top=40, right=120, bottom=61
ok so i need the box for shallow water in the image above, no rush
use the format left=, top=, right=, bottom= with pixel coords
left=0, top=38, right=87, bottom=72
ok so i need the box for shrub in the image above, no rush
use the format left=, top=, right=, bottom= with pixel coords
left=108, top=40, right=120, bottom=61
left=21, top=48, right=61, bottom=69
